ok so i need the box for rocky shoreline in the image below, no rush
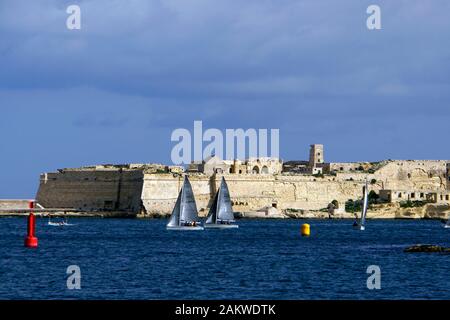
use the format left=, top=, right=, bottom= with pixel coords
left=0, top=211, right=136, bottom=218
left=404, top=244, right=450, bottom=253
left=0, top=203, right=448, bottom=220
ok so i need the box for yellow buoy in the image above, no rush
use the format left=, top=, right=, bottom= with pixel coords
left=301, top=224, right=311, bottom=237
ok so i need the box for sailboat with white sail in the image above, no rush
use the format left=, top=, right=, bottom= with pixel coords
left=167, top=176, right=204, bottom=231
left=205, top=177, right=239, bottom=229
left=353, top=179, right=369, bottom=231
left=48, top=216, right=74, bottom=226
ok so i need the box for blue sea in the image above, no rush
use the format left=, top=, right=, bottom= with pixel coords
left=0, top=218, right=448, bottom=300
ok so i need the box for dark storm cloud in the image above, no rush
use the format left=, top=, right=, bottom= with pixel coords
left=1, top=0, right=449, bottom=101
left=0, top=0, right=450, bottom=197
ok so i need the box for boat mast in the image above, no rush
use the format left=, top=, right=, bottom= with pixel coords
left=179, top=176, right=186, bottom=226
left=215, top=182, right=221, bottom=224
left=361, top=179, right=368, bottom=227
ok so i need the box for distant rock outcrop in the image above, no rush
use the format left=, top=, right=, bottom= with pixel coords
left=404, top=244, right=450, bottom=253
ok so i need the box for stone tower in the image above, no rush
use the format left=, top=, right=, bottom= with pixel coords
left=309, top=144, right=324, bottom=167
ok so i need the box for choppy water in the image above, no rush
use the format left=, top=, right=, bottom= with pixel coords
left=0, top=218, right=449, bottom=300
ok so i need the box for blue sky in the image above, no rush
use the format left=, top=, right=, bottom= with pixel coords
left=1, top=0, right=450, bottom=198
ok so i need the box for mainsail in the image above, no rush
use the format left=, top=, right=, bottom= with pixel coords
left=360, top=180, right=369, bottom=228
left=167, top=176, right=200, bottom=227
left=167, top=190, right=182, bottom=227
left=180, top=176, right=200, bottom=224
left=206, top=191, right=219, bottom=225
left=206, top=177, right=235, bottom=224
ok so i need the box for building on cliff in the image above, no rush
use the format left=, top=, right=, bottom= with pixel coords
left=187, top=155, right=283, bottom=175
left=35, top=145, right=450, bottom=217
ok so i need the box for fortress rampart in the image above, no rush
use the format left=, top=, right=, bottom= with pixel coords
left=37, top=168, right=144, bottom=213
left=35, top=159, right=449, bottom=217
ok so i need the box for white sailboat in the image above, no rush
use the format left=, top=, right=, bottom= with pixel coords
left=205, top=177, right=239, bottom=229
left=353, top=179, right=368, bottom=231
left=167, top=176, right=204, bottom=231
left=48, top=216, right=74, bottom=226
left=444, top=219, right=450, bottom=229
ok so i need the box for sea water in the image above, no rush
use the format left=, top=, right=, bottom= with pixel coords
left=0, top=218, right=448, bottom=300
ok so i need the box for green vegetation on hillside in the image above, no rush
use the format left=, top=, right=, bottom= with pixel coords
left=399, top=200, right=430, bottom=208
left=345, top=191, right=382, bottom=213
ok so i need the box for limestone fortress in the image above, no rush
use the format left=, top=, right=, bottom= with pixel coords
left=36, top=144, right=450, bottom=219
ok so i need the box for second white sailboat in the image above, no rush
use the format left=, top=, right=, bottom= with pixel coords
left=204, top=177, right=239, bottom=229
left=353, top=179, right=369, bottom=231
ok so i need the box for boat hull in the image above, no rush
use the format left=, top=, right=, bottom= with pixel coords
left=352, top=224, right=365, bottom=230
left=48, top=222, right=72, bottom=226
left=204, top=224, right=239, bottom=229
left=166, top=226, right=204, bottom=231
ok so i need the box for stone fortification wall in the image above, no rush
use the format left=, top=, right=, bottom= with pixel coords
left=371, top=160, right=446, bottom=191
left=0, top=200, right=32, bottom=210
left=141, top=174, right=211, bottom=215
left=36, top=169, right=144, bottom=213
left=141, top=173, right=367, bottom=215
left=35, top=160, right=449, bottom=217
left=329, top=162, right=376, bottom=172
left=141, top=160, right=448, bottom=215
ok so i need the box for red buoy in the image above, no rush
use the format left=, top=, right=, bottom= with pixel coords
left=24, top=201, right=38, bottom=248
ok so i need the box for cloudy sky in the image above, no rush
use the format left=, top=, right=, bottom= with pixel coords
left=1, top=0, right=450, bottom=198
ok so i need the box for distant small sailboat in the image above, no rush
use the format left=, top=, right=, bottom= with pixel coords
left=444, top=219, right=450, bottom=229
left=205, top=177, right=239, bottom=229
left=167, top=176, right=204, bottom=231
left=48, top=216, right=73, bottom=226
left=353, top=180, right=368, bottom=231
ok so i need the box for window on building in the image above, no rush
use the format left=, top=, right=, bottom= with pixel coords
left=398, top=193, right=402, bottom=198
left=411, top=193, right=415, bottom=199
left=441, top=195, right=444, bottom=200
left=446, top=195, right=449, bottom=201
left=420, top=193, right=424, bottom=198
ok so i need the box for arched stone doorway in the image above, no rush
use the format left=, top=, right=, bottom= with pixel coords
left=261, top=166, right=269, bottom=174
left=252, top=166, right=260, bottom=174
